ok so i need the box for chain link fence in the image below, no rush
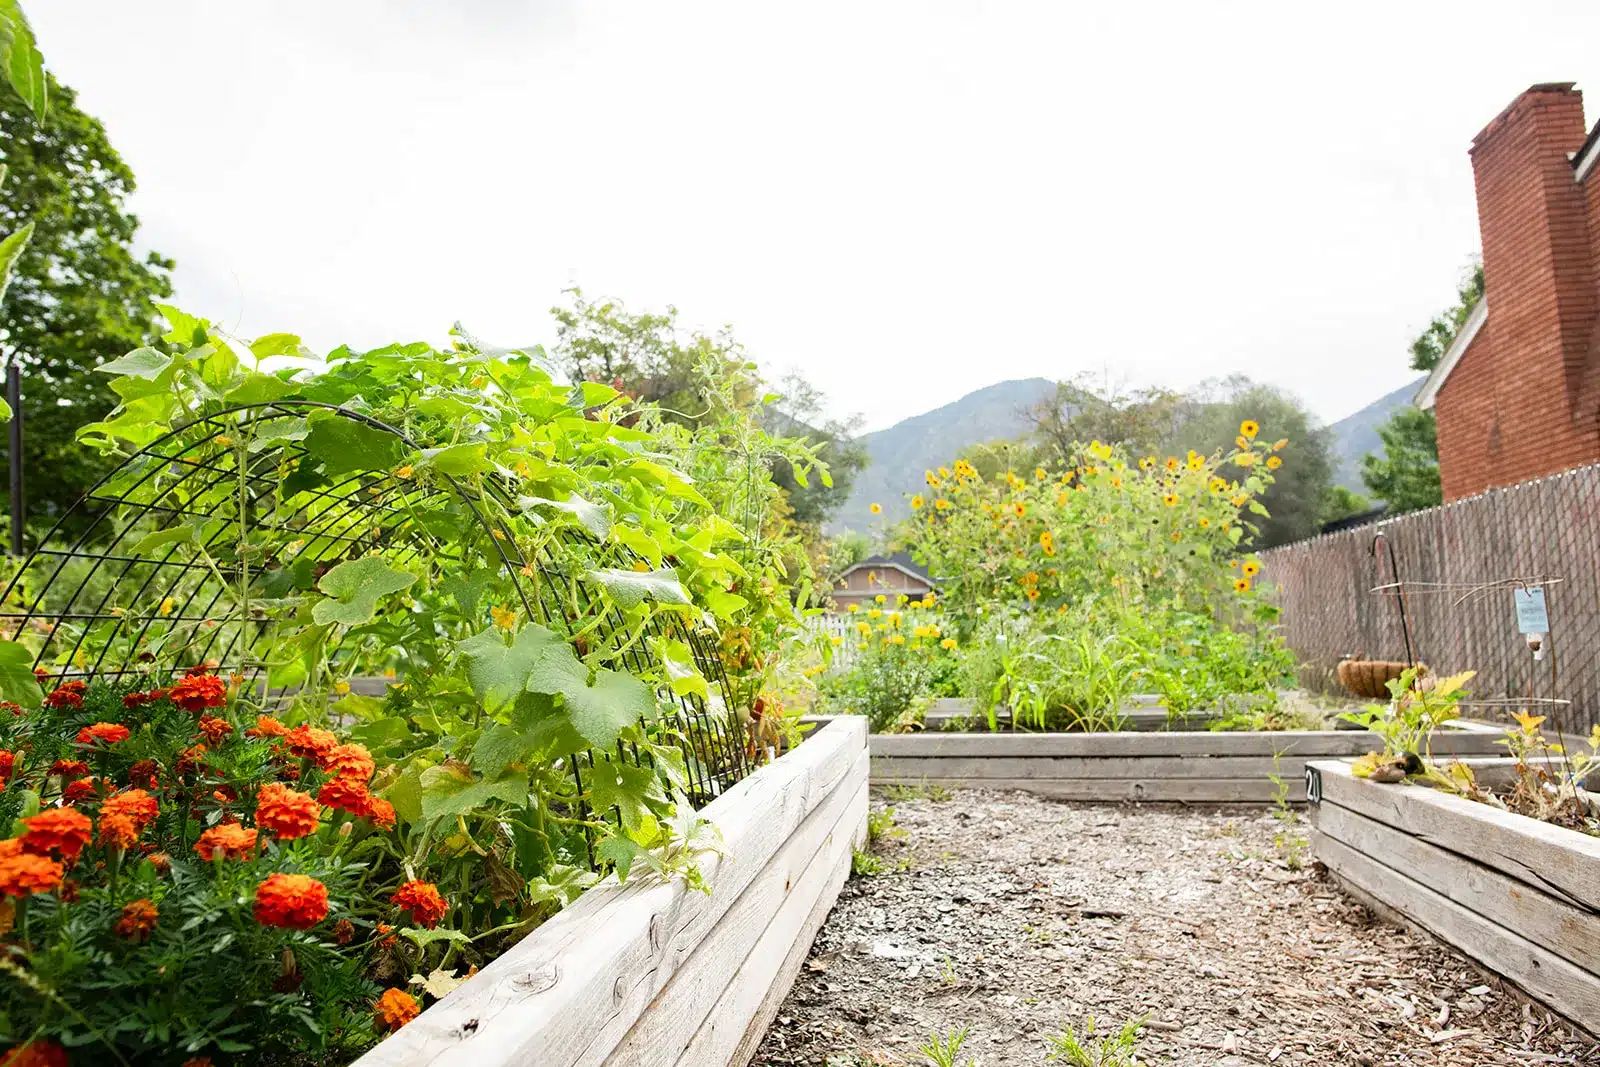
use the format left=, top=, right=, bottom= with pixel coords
left=1260, top=462, right=1600, bottom=734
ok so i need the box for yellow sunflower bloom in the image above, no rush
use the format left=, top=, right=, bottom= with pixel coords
left=1242, top=560, right=1261, bottom=578
left=847, top=603, right=860, bottom=613
left=935, top=498, right=951, bottom=510
left=1040, top=530, right=1056, bottom=556
left=1139, top=457, right=1155, bottom=471
left=1240, top=419, right=1259, bottom=438
left=1035, top=467, right=1048, bottom=481
left=870, top=503, right=882, bottom=515
left=875, top=594, right=886, bottom=604
left=1233, top=577, right=1251, bottom=593
left=911, top=494, right=926, bottom=510
left=1026, top=588, right=1040, bottom=601
left=940, top=637, right=957, bottom=650
left=889, top=634, right=906, bottom=646
left=1186, top=450, right=1204, bottom=471
left=1266, top=456, right=1282, bottom=470
left=1162, top=493, right=1179, bottom=507
left=1512, top=711, right=1545, bottom=735
left=1164, top=457, right=1180, bottom=471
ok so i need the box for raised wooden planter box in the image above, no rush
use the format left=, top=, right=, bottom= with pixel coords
left=355, top=715, right=869, bottom=1067
left=869, top=721, right=1505, bottom=803
left=1307, top=758, right=1600, bottom=1028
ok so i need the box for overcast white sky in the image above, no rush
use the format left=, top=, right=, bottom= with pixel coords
left=31, top=1, right=1600, bottom=432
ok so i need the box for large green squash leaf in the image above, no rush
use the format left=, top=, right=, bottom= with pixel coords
left=312, top=556, right=417, bottom=626
left=0, top=640, right=40, bottom=708
left=303, top=410, right=407, bottom=476
left=584, top=567, right=692, bottom=610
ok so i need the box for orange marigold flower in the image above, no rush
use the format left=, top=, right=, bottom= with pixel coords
left=101, top=790, right=159, bottom=831
left=324, top=743, right=374, bottom=783
left=193, top=823, right=258, bottom=861
left=246, top=715, right=289, bottom=739
left=114, top=898, right=159, bottom=942
left=333, top=918, right=355, bottom=945
left=168, top=673, right=227, bottom=712
left=197, top=715, right=233, bottom=745
left=181, top=1059, right=214, bottom=1067
left=376, top=987, right=421, bottom=1032
left=253, top=872, right=329, bottom=929
left=21, top=808, right=93, bottom=862
left=48, top=760, right=88, bottom=780
left=62, top=779, right=98, bottom=803
left=98, top=813, right=140, bottom=851
left=391, top=879, right=448, bottom=929
left=42, top=681, right=85, bottom=710
left=0, top=750, right=12, bottom=786
left=75, top=722, right=130, bottom=746
left=255, top=782, right=321, bottom=840
left=368, top=797, right=397, bottom=830
left=284, top=725, right=337, bottom=764
left=376, top=921, right=397, bottom=948
left=0, top=839, right=64, bottom=898
left=147, top=852, right=172, bottom=875
left=0, top=1039, right=69, bottom=1067
left=317, top=776, right=373, bottom=817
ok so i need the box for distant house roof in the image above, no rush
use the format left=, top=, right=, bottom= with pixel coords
left=1318, top=504, right=1388, bottom=535
left=837, top=553, right=935, bottom=586
left=1414, top=297, right=1489, bottom=410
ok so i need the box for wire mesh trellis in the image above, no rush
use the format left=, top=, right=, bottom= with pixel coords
left=1260, top=463, right=1600, bottom=733
left=0, top=400, right=756, bottom=828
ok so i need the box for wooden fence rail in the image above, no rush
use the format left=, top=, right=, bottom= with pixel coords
left=1260, top=462, right=1600, bottom=733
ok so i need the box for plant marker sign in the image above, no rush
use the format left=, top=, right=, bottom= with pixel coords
left=1514, top=586, right=1549, bottom=660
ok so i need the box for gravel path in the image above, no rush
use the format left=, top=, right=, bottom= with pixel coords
left=752, top=789, right=1599, bottom=1067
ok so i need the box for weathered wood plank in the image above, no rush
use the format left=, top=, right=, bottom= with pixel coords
left=352, top=715, right=868, bottom=1067
left=1315, top=833, right=1600, bottom=1027
left=871, top=776, right=1300, bottom=803
left=1311, top=760, right=1600, bottom=914
left=673, top=782, right=867, bottom=1067
left=870, top=724, right=1502, bottom=759
left=872, top=755, right=1306, bottom=780
left=1313, top=801, right=1600, bottom=976
left=600, top=753, right=867, bottom=1067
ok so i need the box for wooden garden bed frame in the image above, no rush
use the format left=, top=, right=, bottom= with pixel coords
left=354, top=715, right=869, bottom=1067
left=870, top=720, right=1506, bottom=802
left=1307, top=758, right=1600, bottom=1028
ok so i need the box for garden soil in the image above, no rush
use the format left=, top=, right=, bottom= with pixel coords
left=752, top=790, right=1599, bottom=1066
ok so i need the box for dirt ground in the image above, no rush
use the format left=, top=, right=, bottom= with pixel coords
left=751, top=789, right=1600, bottom=1067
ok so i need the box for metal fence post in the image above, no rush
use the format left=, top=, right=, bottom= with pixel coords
left=7, top=362, right=21, bottom=557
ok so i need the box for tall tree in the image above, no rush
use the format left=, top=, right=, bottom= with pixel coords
left=1361, top=261, right=1483, bottom=513
left=1029, top=373, right=1187, bottom=463
left=1, top=76, right=173, bottom=524
left=548, top=287, right=865, bottom=526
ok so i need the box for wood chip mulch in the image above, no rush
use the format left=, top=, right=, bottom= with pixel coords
left=752, top=789, right=1600, bottom=1066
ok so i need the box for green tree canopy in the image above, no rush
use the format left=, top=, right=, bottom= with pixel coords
left=1361, top=259, right=1483, bottom=514
left=1, top=75, right=173, bottom=525
left=547, top=287, right=865, bottom=526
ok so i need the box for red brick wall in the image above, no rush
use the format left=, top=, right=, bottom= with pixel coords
left=1436, top=84, right=1600, bottom=500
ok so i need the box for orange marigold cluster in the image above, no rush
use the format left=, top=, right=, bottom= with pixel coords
left=62, top=779, right=98, bottom=803
left=284, top=725, right=337, bottom=764
left=196, top=714, right=233, bottom=745
left=75, top=722, right=130, bottom=746
left=368, top=797, right=397, bottom=830
left=126, top=760, right=160, bottom=789
left=98, top=814, right=140, bottom=851
left=317, top=776, right=373, bottom=817
left=391, top=879, right=448, bottom=928
left=48, top=760, right=87, bottom=780
left=193, top=823, right=258, bottom=861
left=0, top=751, right=12, bottom=786
left=123, top=688, right=165, bottom=709
left=113, top=898, right=159, bottom=943
left=324, top=742, right=375, bottom=782
left=375, top=987, right=420, bottom=1032
left=168, top=672, right=227, bottom=712
left=253, top=872, right=329, bottom=929
left=245, top=715, right=289, bottom=739
left=0, top=1039, right=68, bottom=1067
left=42, top=682, right=85, bottom=710
left=101, top=789, right=159, bottom=830
left=0, top=839, right=64, bottom=898
left=255, top=782, right=320, bottom=840
left=21, top=808, right=92, bottom=862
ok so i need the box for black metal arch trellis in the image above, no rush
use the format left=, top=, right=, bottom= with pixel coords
left=0, top=400, right=754, bottom=808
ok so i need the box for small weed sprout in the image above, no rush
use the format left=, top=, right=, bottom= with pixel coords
left=918, top=1023, right=974, bottom=1067
left=1268, top=749, right=1307, bottom=869
left=939, top=954, right=957, bottom=985
left=866, top=806, right=902, bottom=844
left=851, top=848, right=883, bottom=877
left=881, top=781, right=953, bottom=803
left=1046, top=1016, right=1144, bottom=1065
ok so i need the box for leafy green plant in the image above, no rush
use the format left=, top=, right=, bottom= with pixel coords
left=1341, top=667, right=1474, bottom=767
left=1046, top=1016, right=1145, bottom=1065
left=918, top=1023, right=974, bottom=1067
left=850, top=848, right=883, bottom=877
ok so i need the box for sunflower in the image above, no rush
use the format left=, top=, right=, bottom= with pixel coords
left=935, top=498, right=951, bottom=510
left=1139, top=457, right=1155, bottom=471
left=1040, top=530, right=1056, bottom=556
left=1162, top=493, right=1179, bottom=508
left=1198, top=517, right=1211, bottom=528
left=1266, top=456, right=1282, bottom=470
left=1240, top=419, right=1259, bottom=438
left=870, top=503, right=882, bottom=515
left=940, top=638, right=958, bottom=650
left=1242, top=560, right=1261, bottom=578
left=1233, top=577, right=1251, bottom=593
left=1186, top=450, right=1204, bottom=471
left=1164, top=457, right=1179, bottom=472
left=911, top=494, right=926, bottom=510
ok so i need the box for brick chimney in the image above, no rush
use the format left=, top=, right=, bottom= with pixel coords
left=1468, top=83, right=1598, bottom=476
